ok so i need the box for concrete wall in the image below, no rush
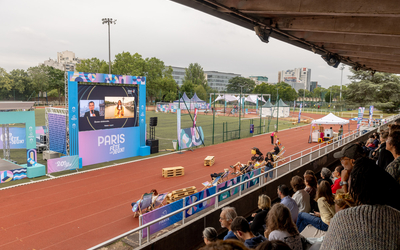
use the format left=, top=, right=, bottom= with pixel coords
left=138, top=129, right=376, bottom=250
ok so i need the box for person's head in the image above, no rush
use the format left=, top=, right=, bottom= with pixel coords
left=320, top=167, right=332, bottom=180
left=265, top=203, right=298, bottom=238
left=349, top=157, right=395, bottom=206
left=304, top=174, right=317, bottom=188
left=316, top=180, right=334, bottom=205
left=150, top=189, right=158, bottom=195
left=89, top=101, right=95, bottom=111
left=199, top=239, right=248, bottom=250
left=266, top=152, right=273, bottom=160
left=380, top=131, right=389, bottom=143
left=274, top=143, right=278, bottom=147
left=252, top=147, right=262, bottom=156
left=258, top=194, right=271, bottom=210
left=251, top=155, right=257, bottom=162
left=230, top=216, right=251, bottom=241
left=255, top=240, right=291, bottom=250
left=219, top=207, right=237, bottom=230
left=290, top=176, right=305, bottom=192
left=333, top=143, right=364, bottom=171
left=388, top=124, right=400, bottom=133
left=332, top=165, right=344, bottom=179
left=303, top=170, right=316, bottom=179
left=277, top=184, right=289, bottom=198
left=257, top=155, right=264, bottom=162
left=202, top=227, right=218, bottom=245
left=118, top=100, right=122, bottom=105
left=394, top=118, right=400, bottom=125
left=386, top=130, right=400, bottom=156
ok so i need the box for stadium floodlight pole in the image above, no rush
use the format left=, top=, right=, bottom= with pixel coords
left=340, top=65, right=344, bottom=111
left=102, top=18, right=117, bottom=74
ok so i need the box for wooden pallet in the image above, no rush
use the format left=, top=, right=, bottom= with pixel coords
left=166, top=186, right=197, bottom=203
left=162, top=166, right=184, bottom=178
left=204, top=156, right=215, bottom=166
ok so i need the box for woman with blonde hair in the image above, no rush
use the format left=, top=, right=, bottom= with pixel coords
left=264, top=203, right=302, bottom=250
left=250, top=194, right=271, bottom=236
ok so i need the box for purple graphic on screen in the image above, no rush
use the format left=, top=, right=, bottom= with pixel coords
left=79, top=127, right=140, bottom=166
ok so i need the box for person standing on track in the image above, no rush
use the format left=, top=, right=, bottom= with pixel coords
left=270, top=131, right=277, bottom=145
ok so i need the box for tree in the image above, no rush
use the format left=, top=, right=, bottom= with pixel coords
left=0, top=68, right=14, bottom=100
left=180, top=80, right=195, bottom=98
left=345, top=69, right=400, bottom=112
left=27, top=65, right=49, bottom=101
left=226, top=76, right=256, bottom=93
left=182, top=63, right=207, bottom=87
left=253, top=83, right=275, bottom=101
left=276, top=82, right=297, bottom=102
left=113, top=52, right=146, bottom=76
left=46, top=67, right=65, bottom=104
left=75, top=57, right=108, bottom=73
left=144, top=57, right=172, bottom=102
left=194, top=84, right=207, bottom=101
left=298, top=89, right=313, bottom=98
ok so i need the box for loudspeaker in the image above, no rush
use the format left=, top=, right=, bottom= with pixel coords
left=146, top=139, right=159, bottom=154
left=150, top=117, right=158, bottom=127
left=40, top=135, right=47, bottom=144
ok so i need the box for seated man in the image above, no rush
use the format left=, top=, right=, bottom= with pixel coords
left=219, top=207, right=238, bottom=240
left=271, top=143, right=280, bottom=155
left=230, top=216, right=267, bottom=249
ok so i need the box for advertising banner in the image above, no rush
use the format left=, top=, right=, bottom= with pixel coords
left=0, top=127, right=26, bottom=149
left=79, top=127, right=140, bottom=166
left=193, top=108, right=198, bottom=128
left=298, top=104, right=302, bottom=123
left=47, top=155, right=79, bottom=174
left=180, top=126, right=204, bottom=149
left=184, top=186, right=216, bottom=218
left=369, top=106, right=374, bottom=126
left=357, top=107, right=365, bottom=129
left=142, top=199, right=183, bottom=238
left=241, top=169, right=261, bottom=191
left=217, top=176, right=241, bottom=202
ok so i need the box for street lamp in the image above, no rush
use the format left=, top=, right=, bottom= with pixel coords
left=102, top=18, right=117, bottom=74
left=340, top=65, right=345, bottom=102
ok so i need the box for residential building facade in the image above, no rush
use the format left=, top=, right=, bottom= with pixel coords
left=278, top=68, right=312, bottom=92
left=41, top=50, right=81, bottom=71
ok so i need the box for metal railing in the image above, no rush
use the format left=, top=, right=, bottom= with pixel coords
left=89, top=114, right=400, bottom=250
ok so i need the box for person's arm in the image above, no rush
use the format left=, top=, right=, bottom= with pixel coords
left=340, top=169, right=350, bottom=193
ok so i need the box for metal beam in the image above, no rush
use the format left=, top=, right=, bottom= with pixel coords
left=291, top=31, right=400, bottom=48
left=317, top=43, right=400, bottom=55
left=342, top=52, right=400, bottom=62
left=215, top=0, right=400, bottom=17
left=277, top=17, right=400, bottom=37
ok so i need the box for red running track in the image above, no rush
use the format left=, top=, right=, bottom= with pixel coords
left=0, top=113, right=358, bottom=250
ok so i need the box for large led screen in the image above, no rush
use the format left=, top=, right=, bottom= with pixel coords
left=78, top=85, right=138, bottom=131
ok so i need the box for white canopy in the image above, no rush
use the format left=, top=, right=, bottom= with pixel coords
left=213, top=94, right=238, bottom=102
left=311, top=113, right=349, bottom=125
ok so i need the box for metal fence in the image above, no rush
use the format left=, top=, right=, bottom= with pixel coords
left=88, top=113, right=400, bottom=249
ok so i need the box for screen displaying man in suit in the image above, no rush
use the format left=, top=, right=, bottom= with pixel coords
left=84, top=101, right=100, bottom=117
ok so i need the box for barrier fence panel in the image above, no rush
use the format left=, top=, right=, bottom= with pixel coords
left=88, top=114, right=400, bottom=250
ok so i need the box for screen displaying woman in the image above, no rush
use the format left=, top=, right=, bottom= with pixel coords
left=114, top=100, right=125, bottom=118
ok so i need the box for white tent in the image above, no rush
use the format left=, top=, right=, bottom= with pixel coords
left=272, top=99, right=290, bottom=118
left=309, top=113, right=350, bottom=143
left=311, top=113, right=349, bottom=125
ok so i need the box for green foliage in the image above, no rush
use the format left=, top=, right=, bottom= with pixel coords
left=194, top=84, right=207, bottom=101
left=345, top=69, right=400, bottom=112
left=75, top=58, right=108, bottom=73
left=0, top=67, right=14, bottom=99
left=180, top=80, right=195, bottom=98
left=113, top=52, right=146, bottom=76
left=27, top=65, right=50, bottom=98
left=182, top=63, right=207, bottom=87
left=46, top=67, right=65, bottom=104
left=298, top=89, right=313, bottom=98
left=226, top=76, right=256, bottom=93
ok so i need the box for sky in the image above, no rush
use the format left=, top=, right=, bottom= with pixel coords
left=0, top=0, right=352, bottom=88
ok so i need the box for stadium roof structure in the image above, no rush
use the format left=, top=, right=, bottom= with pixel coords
left=171, top=0, right=400, bottom=74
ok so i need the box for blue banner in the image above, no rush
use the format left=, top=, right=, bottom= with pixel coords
left=184, top=186, right=216, bottom=218
left=241, top=169, right=261, bottom=191
left=0, top=127, right=26, bottom=149
left=369, top=106, right=374, bottom=126
left=357, top=107, right=365, bottom=129
left=217, top=176, right=241, bottom=202
left=142, top=199, right=183, bottom=238
left=298, top=104, right=302, bottom=123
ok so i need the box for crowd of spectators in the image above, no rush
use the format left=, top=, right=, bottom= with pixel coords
left=199, top=118, right=400, bottom=249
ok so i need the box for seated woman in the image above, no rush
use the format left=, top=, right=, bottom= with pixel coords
left=296, top=180, right=335, bottom=233
left=304, top=174, right=319, bottom=212
left=202, top=227, right=218, bottom=245
left=331, top=165, right=344, bottom=194
left=321, top=158, right=400, bottom=249
left=250, top=194, right=271, bottom=236
left=317, top=167, right=333, bottom=186
left=264, top=203, right=303, bottom=250
left=231, top=156, right=257, bottom=174
left=252, top=147, right=263, bottom=157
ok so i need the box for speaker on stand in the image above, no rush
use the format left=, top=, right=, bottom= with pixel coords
left=147, top=117, right=159, bottom=154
